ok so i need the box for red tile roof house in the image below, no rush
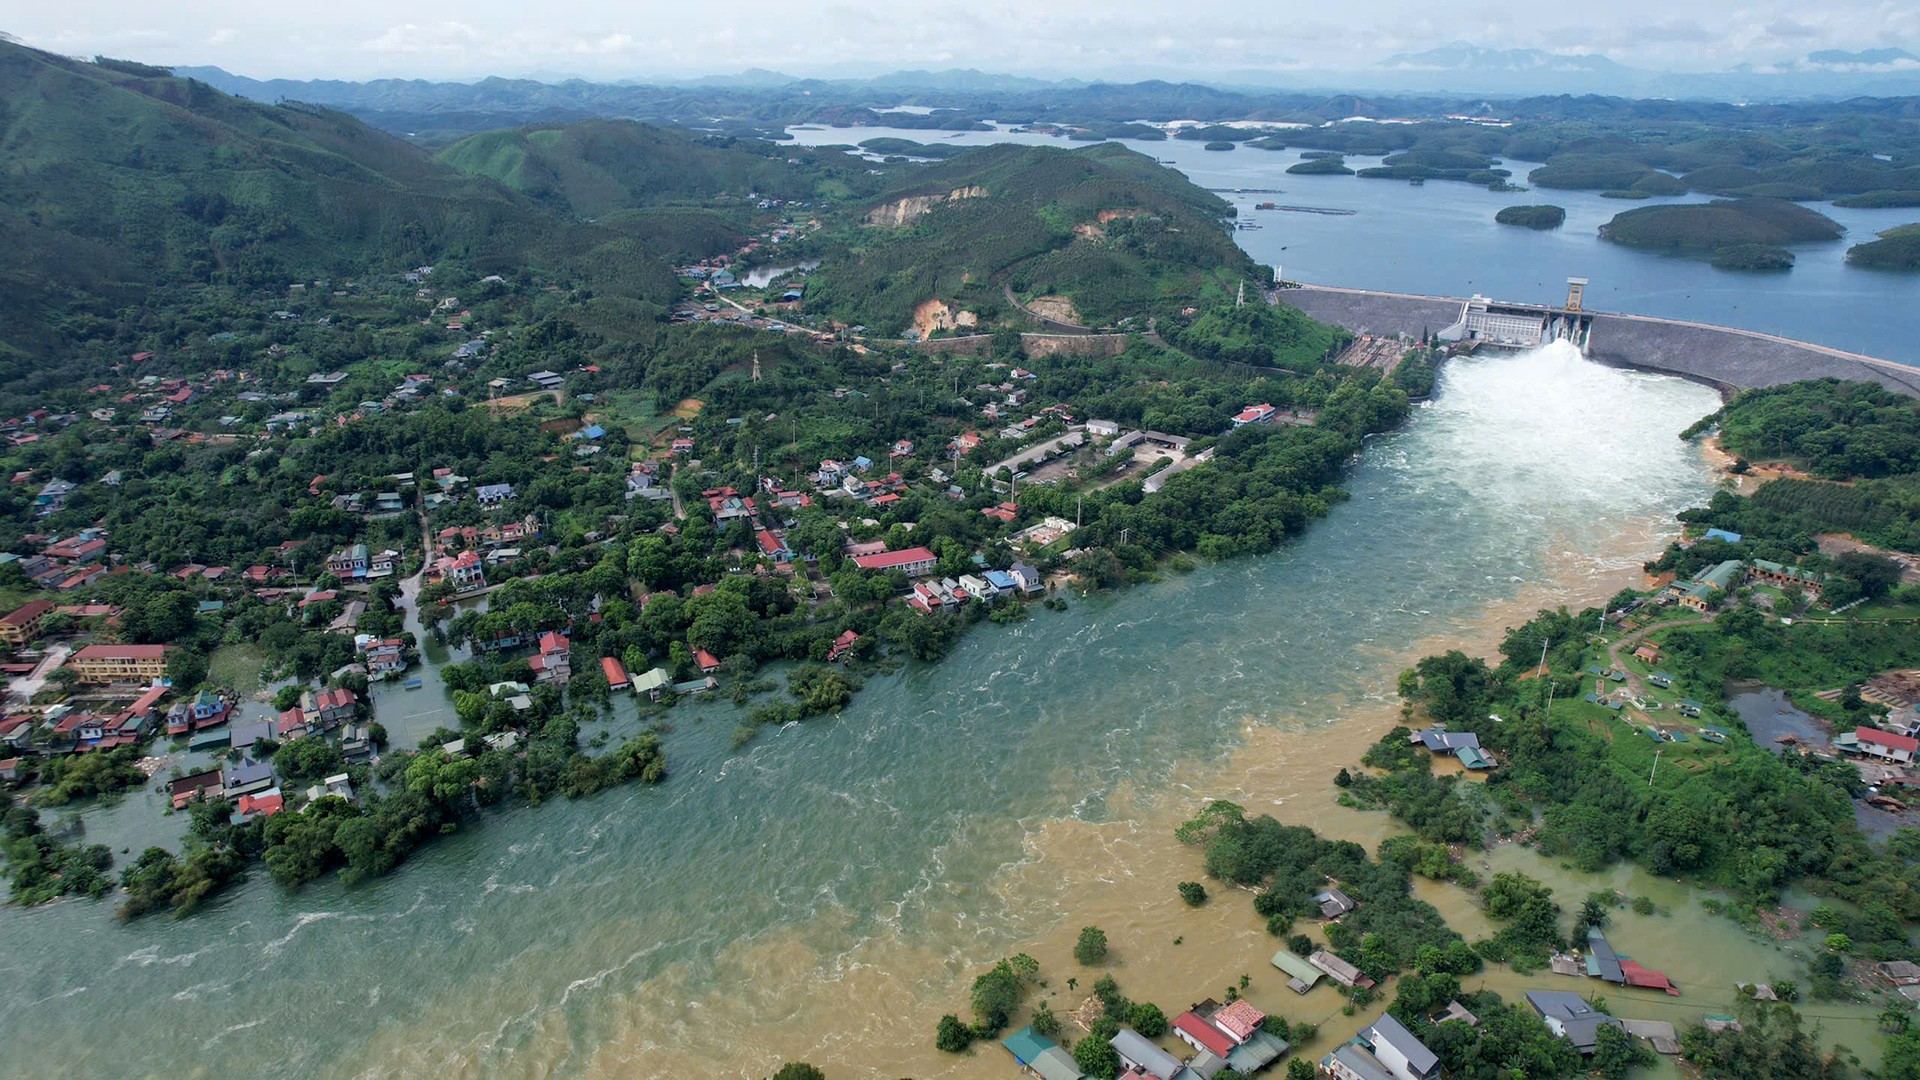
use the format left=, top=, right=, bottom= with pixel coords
left=601, top=656, right=631, bottom=692
left=1173, top=1010, right=1237, bottom=1059
left=236, top=792, right=285, bottom=818
left=312, top=687, right=358, bottom=728
left=694, top=648, right=723, bottom=675
left=529, top=632, right=571, bottom=684
left=827, top=630, right=861, bottom=662
left=851, top=546, right=939, bottom=577
left=1839, top=726, right=1919, bottom=765
left=1210, top=1000, right=1267, bottom=1044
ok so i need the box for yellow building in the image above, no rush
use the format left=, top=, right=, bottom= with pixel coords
left=0, top=601, right=54, bottom=649
left=66, top=644, right=172, bottom=685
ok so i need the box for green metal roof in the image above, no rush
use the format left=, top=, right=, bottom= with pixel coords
left=1271, top=948, right=1323, bottom=983
left=1002, top=1025, right=1058, bottom=1066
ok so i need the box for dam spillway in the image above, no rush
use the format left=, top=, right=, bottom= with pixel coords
left=1281, top=284, right=1920, bottom=399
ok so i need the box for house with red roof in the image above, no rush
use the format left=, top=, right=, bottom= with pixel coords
left=1838, top=726, right=1918, bottom=764
left=528, top=632, right=571, bottom=684
left=431, top=549, right=487, bottom=592
left=237, top=792, right=284, bottom=818
left=851, top=546, right=938, bottom=577
left=828, top=630, right=861, bottom=663
left=601, top=656, right=631, bottom=692
left=312, top=688, right=358, bottom=728
left=1211, top=1000, right=1266, bottom=1043
left=1173, top=1010, right=1237, bottom=1058
left=1619, top=959, right=1680, bottom=995
left=694, top=648, right=722, bottom=675
left=756, top=530, right=794, bottom=564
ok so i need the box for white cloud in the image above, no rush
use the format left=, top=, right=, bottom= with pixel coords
left=361, top=21, right=481, bottom=56
left=4, top=0, right=1917, bottom=81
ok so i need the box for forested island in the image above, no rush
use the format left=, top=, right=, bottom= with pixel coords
left=1710, top=243, right=1796, bottom=271
left=1495, top=205, right=1566, bottom=230
left=1847, top=225, right=1920, bottom=271
left=1598, top=198, right=1844, bottom=258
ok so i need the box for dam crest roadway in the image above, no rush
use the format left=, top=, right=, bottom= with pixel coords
left=1280, top=280, right=1920, bottom=398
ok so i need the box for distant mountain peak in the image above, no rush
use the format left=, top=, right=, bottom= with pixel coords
left=1804, top=48, right=1920, bottom=69
left=1380, top=44, right=1628, bottom=74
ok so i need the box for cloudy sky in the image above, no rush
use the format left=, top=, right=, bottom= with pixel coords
left=7, top=0, right=1919, bottom=80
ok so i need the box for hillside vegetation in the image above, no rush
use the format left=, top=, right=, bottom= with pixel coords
left=1528, top=154, right=1687, bottom=194
left=1494, top=205, right=1565, bottom=229
left=1846, top=223, right=1920, bottom=270
left=1598, top=198, right=1843, bottom=254
left=1687, top=378, right=1920, bottom=480
left=436, top=121, right=879, bottom=216
left=0, top=40, right=677, bottom=382
left=804, top=142, right=1260, bottom=334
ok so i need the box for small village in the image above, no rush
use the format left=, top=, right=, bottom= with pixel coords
left=0, top=225, right=1343, bottom=882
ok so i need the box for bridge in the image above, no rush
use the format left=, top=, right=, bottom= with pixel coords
left=1279, top=281, right=1920, bottom=399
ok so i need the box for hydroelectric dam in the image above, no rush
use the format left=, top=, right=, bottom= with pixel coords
left=1281, top=282, right=1920, bottom=399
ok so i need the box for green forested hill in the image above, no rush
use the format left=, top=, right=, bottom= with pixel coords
left=0, top=42, right=677, bottom=375
left=434, top=120, right=875, bottom=216
left=804, top=142, right=1259, bottom=334
left=1597, top=197, right=1844, bottom=253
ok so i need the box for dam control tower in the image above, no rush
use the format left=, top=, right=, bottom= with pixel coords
left=1565, top=277, right=1588, bottom=312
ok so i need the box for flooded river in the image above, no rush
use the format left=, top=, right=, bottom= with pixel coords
left=2, top=343, right=1834, bottom=1078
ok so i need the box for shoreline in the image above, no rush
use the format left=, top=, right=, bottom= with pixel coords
left=396, top=365, right=1731, bottom=1080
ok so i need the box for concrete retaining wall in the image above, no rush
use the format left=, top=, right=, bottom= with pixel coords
left=1280, top=286, right=1920, bottom=399
left=1280, top=288, right=1464, bottom=341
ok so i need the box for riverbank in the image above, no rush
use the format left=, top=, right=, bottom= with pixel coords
left=0, top=344, right=1733, bottom=1079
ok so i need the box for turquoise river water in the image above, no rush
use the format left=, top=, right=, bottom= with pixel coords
left=0, top=343, right=1736, bottom=1078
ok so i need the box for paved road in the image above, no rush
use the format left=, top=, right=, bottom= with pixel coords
left=985, top=429, right=1088, bottom=478
left=8, top=643, right=71, bottom=706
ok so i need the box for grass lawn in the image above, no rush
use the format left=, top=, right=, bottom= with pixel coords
left=1549, top=696, right=1730, bottom=794
left=206, top=643, right=273, bottom=696
left=588, top=389, right=662, bottom=443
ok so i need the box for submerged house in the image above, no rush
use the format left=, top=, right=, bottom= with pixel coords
left=1526, top=990, right=1622, bottom=1054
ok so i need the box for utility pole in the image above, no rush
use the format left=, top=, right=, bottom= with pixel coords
left=1076, top=495, right=1082, bottom=529
left=1537, top=637, right=1550, bottom=678
left=1649, top=749, right=1662, bottom=787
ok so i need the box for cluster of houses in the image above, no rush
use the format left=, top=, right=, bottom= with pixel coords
left=902, top=563, right=1047, bottom=612
left=1, top=681, right=170, bottom=762
left=1666, top=558, right=1827, bottom=613
left=596, top=647, right=722, bottom=700
left=1002, top=996, right=1288, bottom=1080
left=2, top=408, right=83, bottom=453
left=2, top=528, right=113, bottom=592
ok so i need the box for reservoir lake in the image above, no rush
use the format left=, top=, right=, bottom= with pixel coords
left=784, top=123, right=1920, bottom=366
